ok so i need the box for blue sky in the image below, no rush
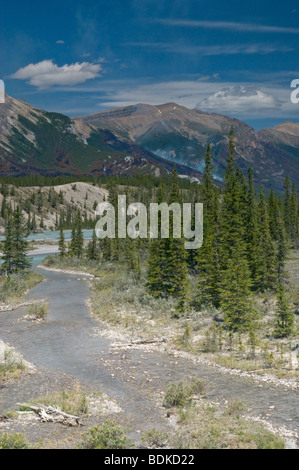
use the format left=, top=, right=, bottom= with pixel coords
left=1, top=0, right=299, bottom=128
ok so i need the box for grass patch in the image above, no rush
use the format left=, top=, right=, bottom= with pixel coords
left=0, top=432, right=29, bottom=449
left=42, top=255, right=101, bottom=276
left=79, top=420, right=133, bottom=449
left=0, top=271, right=43, bottom=305
left=141, top=429, right=169, bottom=448
left=163, top=378, right=205, bottom=409
left=0, top=344, right=26, bottom=383
left=42, top=252, right=299, bottom=383
left=164, top=381, right=284, bottom=449
left=33, top=387, right=89, bottom=416
left=26, top=301, right=48, bottom=320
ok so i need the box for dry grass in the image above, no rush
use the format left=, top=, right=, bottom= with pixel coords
left=0, top=271, right=43, bottom=305
left=161, top=379, right=285, bottom=449
left=44, top=252, right=299, bottom=382
left=0, top=344, right=26, bottom=383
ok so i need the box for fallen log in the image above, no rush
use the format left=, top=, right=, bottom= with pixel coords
left=17, top=403, right=80, bottom=426
left=0, top=298, right=47, bottom=313
left=111, top=337, right=167, bottom=348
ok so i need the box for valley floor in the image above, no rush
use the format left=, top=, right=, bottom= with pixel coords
left=0, top=261, right=298, bottom=448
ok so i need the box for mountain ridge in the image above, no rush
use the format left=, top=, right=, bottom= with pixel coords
left=0, top=95, right=203, bottom=181
left=80, top=102, right=299, bottom=191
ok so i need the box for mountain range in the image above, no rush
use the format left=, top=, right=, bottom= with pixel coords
left=0, top=94, right=299, bottom=191
left=0, top=95, right=201, bottom=181
left=81, top=102, right=299, bottom=191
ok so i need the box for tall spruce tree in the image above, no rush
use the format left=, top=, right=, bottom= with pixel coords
left=289, top=183, right=298, bottom=241
left=125, top=238, right=141, bottom=279
left=58, top=228, right=66, bottom=257
left=1, top=217, right=15, bottom=274
left=167, top=166, right=189, bottom=314
left=2, top=207, right=31, bottom=273
left=196, top=145, right=221, bottom=306
left=219, top=128, right=255, bottom=330
left=147, top=181, right=171, bottom=297
left=283, top=176, right=292, bottom=237
left=75, top=213, right=84, bottom=258
left=219, top=245, right=254, bottom=331
left=147, top=167, right=189, bottom=313
left=245, top=168, right=259, bottom=284
left=69, top=214, right=84, bottom=258
left=87, top=229, right=98, bottom=260
left=254, top=188, right=277, bottom=291
left=268, top=189, right=280, bottom=241
left=274, top=283, right=294, bottom=338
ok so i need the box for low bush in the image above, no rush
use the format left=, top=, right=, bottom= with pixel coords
left=80, top=420, right=133, bottom=449
left=163, top=378, right=205, bottom=409
left=0, top=432, right=29, bottom=449
left=26, top=301, right=48, bottom=320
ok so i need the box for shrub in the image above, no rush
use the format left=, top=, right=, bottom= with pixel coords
left=80, top=420, right=133, bottom=449
left=33, top=388, right=88, bottom=416
left=0, top=346, right=25, bottom=380
left=141, top=429, right=168, bottom=448
left=0, top=272, right=43, bottom=304
left=225, top=400, right=247, bottom=418
left=27, top=301, right=48, bottom=320
left=0, top=432, right=29, bottom=449
left=163, top=378, right=205, bottom=409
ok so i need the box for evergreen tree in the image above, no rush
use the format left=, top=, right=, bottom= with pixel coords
left=268, top=189, right=280, bottom=240
left=220, top=127, right=247, bottom=264
left=219, top=129, right=255, bottom=329
left=283, top=176, right=291, bottom=236
left=11, top=207, right=31, bottom=271
left=289, top=183, right=298, bottom=241
left=69, top=214, right=84, bottom=258
left=197, top=145, right=221, bottom=306
left=166, top=166, right=189, bottom=314
left=107, top=181, right=120, bottom=261
left=147, top=181, right=171, bottom=297
left=254, top=188, right=277, bottom=291
left=87, top=229, right=98, bottom=260
left=274, top=283, right=294, bottom=338
left=219, top=245, right=254, bottom=331
left=276, top=215, right=288, bottom=284
left=125, top=238, right=141, bottom=279
left=2, top=207, right=31, bottom=273
left=245, top=168, right=259, bottom=284
left=69, top=226, right=77, bottom=256
left=75, top=213, right=84, bottom=258
left=58, top=228, right=66, bottom=257
left=1, top=217, right=15, bottom=274
left=147, top=167, right=189, bottom=313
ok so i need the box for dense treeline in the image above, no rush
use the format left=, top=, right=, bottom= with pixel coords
left=0, top=184, right=96, bottom=231
left=1, top=128, right=298, bottom=337
left=0, top=173, right=195, bottom=191
left=93, top=128, right=298, bottom=335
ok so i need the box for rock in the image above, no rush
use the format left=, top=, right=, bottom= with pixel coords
left=290, top=340, right=299, bottom=351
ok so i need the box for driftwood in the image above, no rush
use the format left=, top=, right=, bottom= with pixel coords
left=0, top=298, right=47, bottom=313
left=17, top=403, right=80, bottom=426
left=111, top=337, right=167, bottom=348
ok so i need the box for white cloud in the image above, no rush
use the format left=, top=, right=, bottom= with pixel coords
left=154, top=19, right=299, bottom=34
left=197, top=86, right=282, bottom=114
left=125, top=42, right=293, bottom=55
left=10, top=60, right=102, bottom=89
left=56, top=40, right=65, bottom=44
